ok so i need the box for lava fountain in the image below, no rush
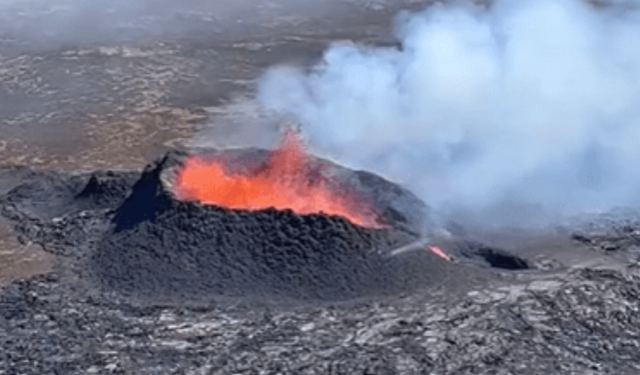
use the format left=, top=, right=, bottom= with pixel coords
left=175, top=132, right=380, bottom=227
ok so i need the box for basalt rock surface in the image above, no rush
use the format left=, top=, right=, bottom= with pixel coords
left=1, top=150, right=452, bottom=305
left=1, top=154, right=640, bottom=374
left=93, top=151, right=445, bottom=302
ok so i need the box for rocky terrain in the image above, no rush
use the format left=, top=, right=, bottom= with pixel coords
left=1, top=150, right=640, bottom=374
left=2, top=1, right=640, bottom=374
left=4, top=263, right=640, bottom=374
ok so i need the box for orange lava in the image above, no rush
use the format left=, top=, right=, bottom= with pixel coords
left=427, top=246, right=452, bottom=262
left=175, top=132, right=379, bottom=227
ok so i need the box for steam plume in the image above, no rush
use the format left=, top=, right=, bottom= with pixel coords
left=258, top=0, right=640, bottom=226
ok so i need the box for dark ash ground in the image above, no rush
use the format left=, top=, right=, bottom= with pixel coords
left=3, top=151, right=640, bottom=375
left=2, top=1, right=640, bottom=374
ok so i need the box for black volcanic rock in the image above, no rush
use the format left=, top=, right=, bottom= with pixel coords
left=3, top=154, right=640, bottom=374
left=3, top=170, right=138, bottom=222
left=76, top=171, right=138, bottom=209
left=452, top=241, right=533, bottom=270
left=111, top=152, right=185, bottom=232
left=93, top=150, right=449, bottom=302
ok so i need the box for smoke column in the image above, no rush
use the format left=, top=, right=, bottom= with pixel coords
left=258, top=0, right=640, bottom=226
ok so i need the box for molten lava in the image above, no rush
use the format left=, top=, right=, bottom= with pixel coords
left=428, top=246, right=452, bottom=262
left=175, top=132, right=379, bottom=227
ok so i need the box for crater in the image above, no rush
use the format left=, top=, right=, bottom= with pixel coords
left=92, top=150, right=453, bottom=303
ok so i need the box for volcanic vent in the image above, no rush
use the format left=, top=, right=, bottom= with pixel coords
left=93, top=134, right=447, bottom=302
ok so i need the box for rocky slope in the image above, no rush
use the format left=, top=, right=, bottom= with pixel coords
left=1, top=156, right=639, bottom=374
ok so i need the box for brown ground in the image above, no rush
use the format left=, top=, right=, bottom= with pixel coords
left=0, top=217, right=54, bottom=287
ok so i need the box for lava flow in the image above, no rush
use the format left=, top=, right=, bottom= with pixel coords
left=175, top=132, right=379, bottom=227
left=427, top=246, right=452, bottom=262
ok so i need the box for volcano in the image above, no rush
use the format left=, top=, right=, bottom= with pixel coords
left=91, top=142, right=453, bottom=302
left=0, top=140, right=528, bottom=304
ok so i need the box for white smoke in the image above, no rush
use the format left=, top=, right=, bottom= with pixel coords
left=258, top=0, right=640, bottom=226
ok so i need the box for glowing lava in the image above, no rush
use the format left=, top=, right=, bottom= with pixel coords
left=427, top=246, right=452, bottom=262
left=175, top=132, right=379, bottom=227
